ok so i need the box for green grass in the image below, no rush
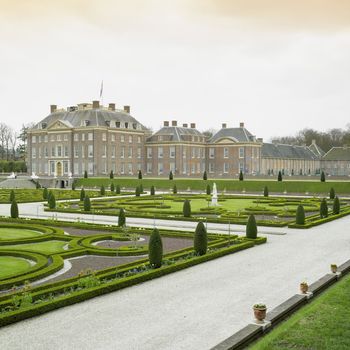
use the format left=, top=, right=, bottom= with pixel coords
left=0, top=240, right=68, bottom=254
left=0, top=256, right=32, bottom=279
left=0, top=228, right=43, bottom=240
left=77, top=177, right=350, bottom=194
left=250, top=273, right=350, bottom=350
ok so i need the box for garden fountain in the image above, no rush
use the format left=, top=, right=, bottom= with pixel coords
left=211, top=183, right=218, bottom=206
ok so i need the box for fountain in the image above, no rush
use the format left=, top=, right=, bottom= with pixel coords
left=211, top=183, right=218, bottom=206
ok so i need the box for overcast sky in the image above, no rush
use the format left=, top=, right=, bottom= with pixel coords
left=1, top=0, right=349, bottom=141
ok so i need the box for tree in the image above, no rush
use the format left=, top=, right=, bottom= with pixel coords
left=110, top=183, right=115, bottom=192
left=277, top=171, right=283, bottom=182
left=115, top=184, right=121, bottom=194
left=48, top=193, right=56, bottom=209
left=333, top=196, right=340, bottom=215
left=140, top=183, right=144, bottom=193
left=135, top=186, right=141, bottom=197
left=138, top=170, right=142, bottom=180
left=71, top=181, right=76, bottom=191
left=203, top=171, right=207, bottom=181
left=239, top=170, right=244, bottom=181
left=84, top=170, right=88, bottom=179
left=329, top=187, right=335, bottom=199
left=183, top=199, right=191, bottom=217
left=100, top=185, right=105, bottom=196
left=150, top=185, right=155, bottom=195
left=194, top=221, right=207, bottom=256
left=246, top=214, right=257, bottom=239
left=80, top=188, right=85, bottom=201
left=9, top=190, right=15, bottom=203
left=296, top=205, right=305, bottom=225
left=35, top=181, right=41, bottom=189
left=84, top=196, right=91, bottom=211
left=118, top=208, right=126, bottom=227
left=109, top=170, right=114, bottom=179
left=173, top=184, right=177, bottom=194
left=263, top=186, right=269, bottom=197
left=320, top=171, right=326, bottom=182
left=206, top=184, right=211, bottom=195
left=10, top=200, right=18, bottom=218
left=169, top=171, right=173, bottom=180
left=43, top=187, right=48, bottom=200
left=320, top=198, right=328, bottom=218
left=148, top=228, right=163, bottom=268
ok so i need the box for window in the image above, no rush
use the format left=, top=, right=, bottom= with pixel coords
left=74, top=163, right=79, bottom=175
left=102, top=133, right=107, bottom=141
left=158, top=163, right=163, bottom=174
left=191, top=164, right=195, bottom=174
left=170, top=146, right=175, bottom=158
left=128, top=147, right=132, bottom=158
left=111, top=147, right=115, bottom=158
left=44, top=147, right=48, bottom=157
left=88, top=145, right=93, bottom=157
left=102, top=144, right=107, bottom=157
left=224, top=163, right=229, bottom=173
left=81, top=145, right=85, bottom=158
left=137, top=147, right=141, bottom=158
left=44, top=135, right=48, bottom=142
left=88, top=161, right=94, bottom=175
left=111, top=134, right=115, bottom=142
left=191, top=148, right=195, bottom=158
left=63, top=161, right=69, bottom=174
left=158, top=135, right=163, bottom=141
left=32, top=148, right=36, bottom=158
left=50, top=162, right=55, bottom=175
left=137, top=136, right=141, bottom=143
left=128, top=163, right=133, bottom=174
left=57, top=134, right=61, bottom=141
left=64, top=134, right=68, bottom=141
left=170, top=162, right=176, bottom=172
left=57, top=146, right=62, bottom=157
left=182, top=162, right=187, bottom=174
left=129, top=135, right=133, bottom=143
left=51, top=147, right=56, bottom=157
left=224, top=148, right=229, bottom=158
left=158, top=147, right=163, bottom=158
left=88, top=133, right=93, bottom=141
left=44, top=163, right=48, bottom=174
left=147, top=147, right=152, bottom=158
left=74, top=146, right=78, bottom=157
left=147, top=162, right=152, bottom=173
left=64, top=146, right=68, bottom=157
left=82, top=134, right=85, bottom=141
left=32, top=135, right=36, bottom=143
left=239, top=147, right=244, bottom=158
left=182, top=148, right=186, bottom=159
left=74, top=134, right=79, bottom=141
left=38, top=135, right=41, bottom=143
left=209, top=148, right=215, bottom=158
left=121, top=135, right=125, bottom=142
left=121, top=147, right=125, bottom=158
left=137, top=163, right=142, bottom=171
left=239, top=162, right=244, bottom=172
left=38, top=147, right=41, bottom=158
left=209, top=163, right=214, bottom=173
left=120, top=163, right=125, bottom=174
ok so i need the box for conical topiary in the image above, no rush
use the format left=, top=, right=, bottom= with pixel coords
left=115, top=184, right=121, bottom=194
left=150, top=185, right=155, bottom=196
left=320, top=171, right=326, bottom=182
left=110, top=170, right=114, bottom=179
left=246, top=214, right=257, bottom=239
left=84, top=195, right=91, bottom=211
left=333, top=196, right=340, bottom=215
left=140, top=183, right=144, bottom=193
left=263, top=186, right=269, bottom=197
left=239, top=170, right=244, bottom=181
left=277, top=171, right=282, bottom=182
left=84, top=170, right=88, bottom=179
left=110, top=183, right=115, bottom=192
left=320, top=198, right=328, bottom=218
left=173, top=184, right=177, bottom=194
left=169, top=171, right=173, bottom=180
left=203, top=171, right=207, bottom=181
left=118, top=208, right=126, bottom=227
left=329, top=187, right=335, bottom=200
left=138, top=170, right=142, bottom=180
left=43, top=187, right=48, bottom=200
left=9, top=190, right=15, bottom=203
left=148, top=228, right=163, bottom=268
left=72, top=181, right=76, bottom=191
left=206, top=184, right=211, bottom=195
left=296, top=204, right=305, bottom=225
left=194, top=221, right=207, bottom=256
left=80, top=188, right=85, bottom=201
left=183, top=199, right=191, bottom=217
left=100, top=185, right=105, bottom=196
left=10, top=200, right=19, bottom=219
left=135, top=186, right=141, bottom=197
left=48, top=193, right=56, bottom=209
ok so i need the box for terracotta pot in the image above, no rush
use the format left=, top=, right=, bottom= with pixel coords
left=300, top=283, right=308, bottom=294
left=331, top=265, right=337, bottom=273
left=253, top=307, right=267, bottom=322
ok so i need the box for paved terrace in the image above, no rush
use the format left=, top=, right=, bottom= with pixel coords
left=0, top=201, right=349, bottom=349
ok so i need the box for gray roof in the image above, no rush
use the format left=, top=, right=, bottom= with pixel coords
left=147, top=126, right=203, bottom=142
left=262, top=143, right=317, bottom=160
left=209, top=127, right=256, bottom=143
left=323, top=147, right=350, bottom=161
left=32, top=109, right=148, bottom=131
left=308, top=143, right=325, bottom=157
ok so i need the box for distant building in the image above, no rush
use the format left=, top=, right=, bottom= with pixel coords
left=323, top=146, right=350, bottom=176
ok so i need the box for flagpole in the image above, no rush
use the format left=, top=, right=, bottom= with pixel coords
left=99, top=80, right=104, bottom=107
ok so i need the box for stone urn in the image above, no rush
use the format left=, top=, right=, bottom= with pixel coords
left=253, top=304, right=267, bottom=323
left=300, top=282, right=309, bottom=294
left=330, top=264, right=338, bottom=273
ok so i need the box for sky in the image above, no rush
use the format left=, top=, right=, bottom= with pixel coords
left=0, top=0, right=350, bottom=141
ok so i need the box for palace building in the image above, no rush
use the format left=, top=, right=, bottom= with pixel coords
left=26, top=101, right=350, bottom=179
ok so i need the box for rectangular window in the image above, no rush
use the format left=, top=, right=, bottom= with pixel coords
left=197, top=163, right=201, bottom=173
left=137, top=136, right=141, bottom=143
left=81, top=145, right=85, bottom=158
left=57, top=134, right=61, bottom=141
left=128, top=163, right=133, bottom=174
left=82, top=134, right=85, bottom=141
left=137, top=147, right=141, bottom=159
left=44, top=135, right=48, bottom=142
left=57, top=146, right=62, bottom=157
left=170, top=162, right=176, bottom=172
left=121, top=135, right=125, bottom=142
left=182, top=148, right=186, bottom=159
left=147, top=162, right=152, bottom=173
left=74, top=163, right=79, bottom=175
left=88, top=145, right=93, bottom=157
left=121, top=147, right=125, bottom=158
left=158, top=163, right=163, bottom=174
left=50, top=161, right=55, bottom=174
left=63, top=161, right=69, bottom=174
left=129, top=135, right=133, bottom=143
left=158, top=147, right=163, bottom=158
left=191, top=148, right=195, bottom=158
left=64, top=134, right=68, bottom=141
left=44, top=147, right=48, bottom=157
left=102, top=133, right=107, bottom=141
left=183, top=162, right=187, bottom=174
left=239, top=147, right=244, bottom=158
left=102, top=144, right=107, bottom=157
left=128, top=147, right=132, bottom=158
left=74, top=134, right=79, bottom=141
left=111, top=147, right=115, bottom=158
left=147, top=147, right=152, bottom=158
left=32, top=148, right=36, bottom=158
left=88, top=133, right=93, bottom=141
left=44, top=163, right=48, bottom=174
left=120, top=163, right=125, bottom=174
left=224, top=163, right=229, bottom=173
left=170, top=146, right=175, bottom=158
left=224, top=148, right=229, bottom=158
left=74, top=146, right=78, bottom=157
left=197, top=148, right=200, bottom=159
left=209, top=163, right=214, bottom=173
left=51, top=147, right=55, bottom=157
left=32, top=135, right=36, bottom=143
left=209, top=148, right=215, bottom=159
left=111, top=134, right=115, bottom=142
left=191, top=164, right=195, bottom=174
left=88, top=162, right=94, bottom=175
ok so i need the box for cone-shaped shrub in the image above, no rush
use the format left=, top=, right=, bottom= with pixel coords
left=246, top=214, right=257, bottom=239
left=48, top=193, right=56, bottom=209
left=148, top=228, right=163, bottom=268
left=80, top=188, right=85, bottom=201
left=135, top=186, right=141, bottom=197
left=169, top=171, right=173, bottom=180
left=194, top=221, right=207, bottom=256
left=110, top=183, right=115, bottom=192
left=183, top=199, right=191, bottom=217
left=118, top=208, right=126, bottom=227
left=239, top=170, right=244, bottom=181
left=115, top=184, right=121, bottom=194
left=206, top=184, right=211, bottom=195
left=36, top=181, right=41, bottom=189
left=10, top=200, right=18, bottom=219
left=138, top=170, right=142, bottom=180
left=329, top=187, right=335, bottom=200
left=320, top=198, right=328, bottom=218
left=173, top=184, right=177, bottom=194
left=72, top=181, right=76, bottom=191
left=278, top=171, right=283, bottom=182
left=320, top=171, right=326, bottom=182
left=109, top=170, right=114, bottom=179
left=263, top=186, right=269, bottom=197
left=296, top=205, right=305, bottom=225
left=43, top=187, right=48, bottom=200
left=140, top=184, right=144, bottom=193
left=333, top=196, right=340, bottom=215
left=100, top=185, right=105, bottom=196
left=203, top=171, right=207, bottom=180
left=83, top=196, right=91, bottom=211
left=150, top=185, right=155, bottom=195
left=9, top=190, right=15, bottom=203
left=84, top=170, right=88, bottom=179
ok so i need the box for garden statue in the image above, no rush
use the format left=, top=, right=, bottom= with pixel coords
left=211, top=183, right=218, bottom=206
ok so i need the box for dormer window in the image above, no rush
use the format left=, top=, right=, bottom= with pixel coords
left=116, top=121, right=120, bottom=128
left=125, top=122, right=129, bottom=129
left=41, top=123, right=47, bottom=129
left=105, top=120, right=110, bottom=127
left=132, top=123, right=137, bottom=129
left=85, top=120, right=90, bottom=126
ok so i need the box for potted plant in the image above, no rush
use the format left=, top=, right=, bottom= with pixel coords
left=300, top=281, right=309, bottom=294
left=253, top=303, right=267, bottom=322
left=330, top=264, right=337, bottom=273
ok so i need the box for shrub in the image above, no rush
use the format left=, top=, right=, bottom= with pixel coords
left=150, top=185, right=155, bottom=196
left=135, top=186, right=141, bottom=197
left=246, top=214, right=257, bottom=239
left=10, top=200, right=19, bottom=218
left=206, top=184, right=211, bottom=195
left=71, top=181, right=76, bottom=191
left=183, top=199, right=191, bottom=217
left=194, top=221, right=207, bottom=256
left=118, top=208, right=126, bottom=227
left=329, top=187, right=335, bottom=199
left=173, top=184, right=177, bottom=194
left=239, top=170, right=244, bottom=181
left=140, top=184, right=144, bottom=193
left=83, top=196, right=91, bottom=212
left=296, top=205, right=305, bottom=225
left=333, top=196, right=340, bottom=215
left=148, top=228, right=163, bottom=268
left=203, top=171, right=207, bottom=181
left=80, top=188, right=85, bottom=201
left=48, top=193, right=56, bottom=209
left=138, top=170, right=142, bottom=180
left=35, top=181, right=41, bottom=189
left=110, top=183, right=115, bottom=192
left=84, top=170, right=88, bottom=179
left=320, top=171, right=326, bottom=182
left=169, top=171, right=173, bottom=180
left=43, top=188, right=48, bottom=200
left=278, top=171, right=282, bottom=182
left=320, top=198, right=328, bottom=218
left=115, top=184, right=121, bottom=194
left=263, top=186, right=268, bottom=197
left=109, top=170, right=114, bottom=179
left=100, top=185, right=105, bottom=196
left=9, top=190, right=15, bottom=203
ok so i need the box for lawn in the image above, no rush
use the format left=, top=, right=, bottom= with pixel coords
left=0, top=240, right=68, bottom=254
left=0, top=228, right=43, bottom=240
left=0, top=256, right=32, bottom=279
left=250, top=273, right=350, bottom=350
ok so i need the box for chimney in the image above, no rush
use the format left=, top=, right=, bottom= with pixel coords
left=190, top=123, right=196, bottom=129
left=124, top=105, right=130, bottom=113
left=222, top=123, right=227, bottom=129
left=50, top=105, right=57, bottom=113
left=257, top=138, right=263, bottom=143
left=239, top=122, right=244, bottom=128
left=108, top=103, right=115, bottom=111
left=92, top=100, right=100, bottom=109
left=172, top=120, right=177, bottom=127
left=163, top=121, right=169, bottom=127
left=182, top=123, right=188, bottom=128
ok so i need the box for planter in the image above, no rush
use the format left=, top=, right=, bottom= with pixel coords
left=300, top=282, right=308, bottom=294
left=330, top=264, right=337, bottom=273
left=253, top=306, right=267, bottom=323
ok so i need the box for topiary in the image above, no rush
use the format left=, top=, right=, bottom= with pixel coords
left=246, top=214, right=257, bottom=239
left=277, top=171, right=282, bottom=182
left=183, top=199, right=191, bottom=217
left=329, top=187, right=335, bottom=200
left=333, top=196, right=340, bottom=215
left=118, top=208, right=126, bottom=227
left=9, top=190, right=15, bottom=203
left=320, top=198, right=328, bottom=218
left=10, top=200, right=19, bottom=218
left=43, top=187, right=48, bottom=200
left=203, top=171, right=207, bottom=181
left=169, top=170, right=173, bottom=180
left=173, top=184, right=177, bottom=194
left=84, top=170, right=88, bottom=179
left=110, top=183, right=115, bottom=192
left=80, top=188, right=85, bottom=201
left=109, top=170, right=114, bottom=179
left=206, top=184, right=211, bottom=195
left=320, top=171, right=326, bottom=182
left=100, top=185, right=105, bottom=196
left=72, top=181, right=76, bottom=191
left=83, top=196, right=91, bottom=211
left=194, top=221, right=207, bottom=256
left=138, top=170, right=142, bottom=180
left=148, top=228, right=163, bottom=268
left=36, top=181, right=41, bottom=189
left=48, top=193, right=56, bottom=209
left=239, top=170, right=244, bottom=181
left=263, top=186, right=269, bottom=197
left=296, top=204, right=305, bottom=225
left=135, top=186, right=141, bottom=197
left=115, top=184, right=121, bottom=194
left=150, top=185, right=155, bottom=196
left=140, top=183, right=144, bottom=193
